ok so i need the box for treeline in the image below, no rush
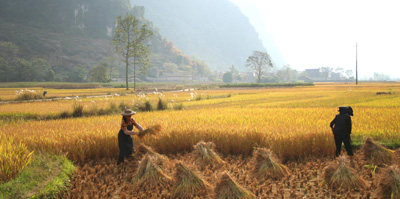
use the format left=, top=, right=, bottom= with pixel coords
left=0, top=41, right=54, bottom=82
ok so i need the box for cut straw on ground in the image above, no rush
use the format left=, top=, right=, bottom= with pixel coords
left=324, top=156, right=367, bottom=190
left=362, top=137, right=394, bottom=165
left=171, top=162, right=211, bottom=199
left=193, top=141, right=225, bottom=169
left=132, top=154, right=171, bottom=187
left=252, top=148, right=289, bottom=180
left=376, top=165, right=400, bottom=199
left=215, top=172, right=255, bottom=199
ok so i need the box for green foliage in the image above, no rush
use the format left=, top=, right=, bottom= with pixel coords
left=63, top=64, right=89, bottom=82
left=89, top=65, right=110, bottom=83
left=223, top=72, right=233, bottom=83
left=0, top=41, right=55, bottom=82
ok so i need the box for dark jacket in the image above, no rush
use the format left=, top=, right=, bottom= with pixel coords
left=330, top=113, right=352, bottom=135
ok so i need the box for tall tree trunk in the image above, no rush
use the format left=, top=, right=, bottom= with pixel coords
left=133, top=57, right=136, bottom=91
left=125, top=51, right=129, bottom=90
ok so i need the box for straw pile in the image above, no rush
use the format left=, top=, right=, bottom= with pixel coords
left=133, top=154, right=171, bottom=187
left=138, top=124, right=162, bottom=138
left=170, top=162, right=211, bottom=199
left=252, top=148, right=289, bottom=180
left=363, top=137, right=394, bottom=165
left=376, top=165, right=400, bottom=199
left=136, top=144, right=167, bottom=166
left=323, top=156, right=367, bottom=190
left=193, top=141, right=224, bottom=169
left=215, top=172, right=255, bottom=199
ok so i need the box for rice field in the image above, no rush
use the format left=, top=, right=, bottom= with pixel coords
left=1, top=82, right=400, bottom=198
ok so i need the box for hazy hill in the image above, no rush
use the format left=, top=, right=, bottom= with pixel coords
left=0, top=0, right=130, bottom=76
left=0, top=0, right=208, bottom=82
left=131, top=0, right=266, bottom=71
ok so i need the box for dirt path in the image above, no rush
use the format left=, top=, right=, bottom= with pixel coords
left=24, top=162, right=61, bottom=198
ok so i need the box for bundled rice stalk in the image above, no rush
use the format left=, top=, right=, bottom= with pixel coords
left=193, top=141, right=224, bottom=168
left=215, top=172, right=255, bottom=199
left=171, top=162, right=211, bottom=199
left=376, top=165, right=400, bottom=199
left=138, top=124, right=162, bottom=138
left=137, top=143, right=160, bottom=157
left=133, top=154, right=171, bottom=187
left=363, top=137, right=394, bottom=165
left=136, top=144, right=167, bottom=166
left=252, top=148, right=289, bottom=179
left=323, top=156, right=367, bottom=190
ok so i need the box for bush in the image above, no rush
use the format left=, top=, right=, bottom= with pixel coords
left=157, top=97, right=168, bottom=111
left=72, top=103, right=83, bottom=117
left=139, top=100, right=153, bottom=112
left=173, top=103, right=184, bottom=110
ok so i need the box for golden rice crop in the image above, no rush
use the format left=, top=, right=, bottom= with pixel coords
left=0, top=83, right=399, bottom=165
left=0, top=136, right=34, bottom=183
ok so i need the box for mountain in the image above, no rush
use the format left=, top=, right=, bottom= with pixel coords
left=0, top=0, right=131, bottom=76
left=131, top=0, right=266, bottom=71
left=0, top=0, right=208, bottom=82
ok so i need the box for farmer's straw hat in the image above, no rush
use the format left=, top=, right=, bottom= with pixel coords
left=121, top=109, right=136, bottom=116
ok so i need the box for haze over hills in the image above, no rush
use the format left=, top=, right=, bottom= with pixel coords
left=0, top=0, right=213, bottom=81
left=0, top=0, right=273, bottom=82
left=131, top=0, right=267, bottom=71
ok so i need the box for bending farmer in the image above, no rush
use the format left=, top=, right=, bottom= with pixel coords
left=118, top=109, right=144, bottom=165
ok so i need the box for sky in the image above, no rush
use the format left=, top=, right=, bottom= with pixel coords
left=230, top=0, right=400, bottom=79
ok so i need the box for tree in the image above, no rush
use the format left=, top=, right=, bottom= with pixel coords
left=223, top=71, right=233, bottom=83
left=65, top=64, right=88, bottom=82
left=89, top=65, right=110, bottom=83
left=229, top=65, right=239, bottom=82
left=0, top=41, right=19, bottom=82
left=112, top=13, right=153, bottom=90
left=101, top=56, right=119, bottom=81
left=246, top=51, right=273, bottom=83
left=31, top=58, right=54, bottom=81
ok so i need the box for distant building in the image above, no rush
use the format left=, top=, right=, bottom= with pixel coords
left=246, top=72, right=256, bottom=83
left=304, top=68, right=344, bottom=82
left=146, top=71, right=192, bottom=82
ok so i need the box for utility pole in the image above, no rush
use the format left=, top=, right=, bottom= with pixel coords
left=355, top=43, right=358, bottom=85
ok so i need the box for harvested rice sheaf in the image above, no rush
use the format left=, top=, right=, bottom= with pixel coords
left=252, top=148, right=289, bottom=180
left=136, top=143, right=168, bottom=166
left=171, top=162, right=211, bottom=199
left=133, top=154, right=171, bottom=187
left=137, top=124, right=162, bottom=138
left=193, top=141, right=224, bottom=168
left=215, top=172, right=256, bottom=199
left=323, top=156, right=367, bottom=190
left=363, top=137, right=394, bottom=165
left=376, top=165, right=400, bottom=199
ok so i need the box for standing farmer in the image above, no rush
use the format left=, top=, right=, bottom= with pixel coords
left=330, top=106, right=354, bottom=162
left=118, top=109, right=144, bottom=165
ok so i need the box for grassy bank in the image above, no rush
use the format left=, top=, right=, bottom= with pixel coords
left=0, top=153, right=75, bottom=199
